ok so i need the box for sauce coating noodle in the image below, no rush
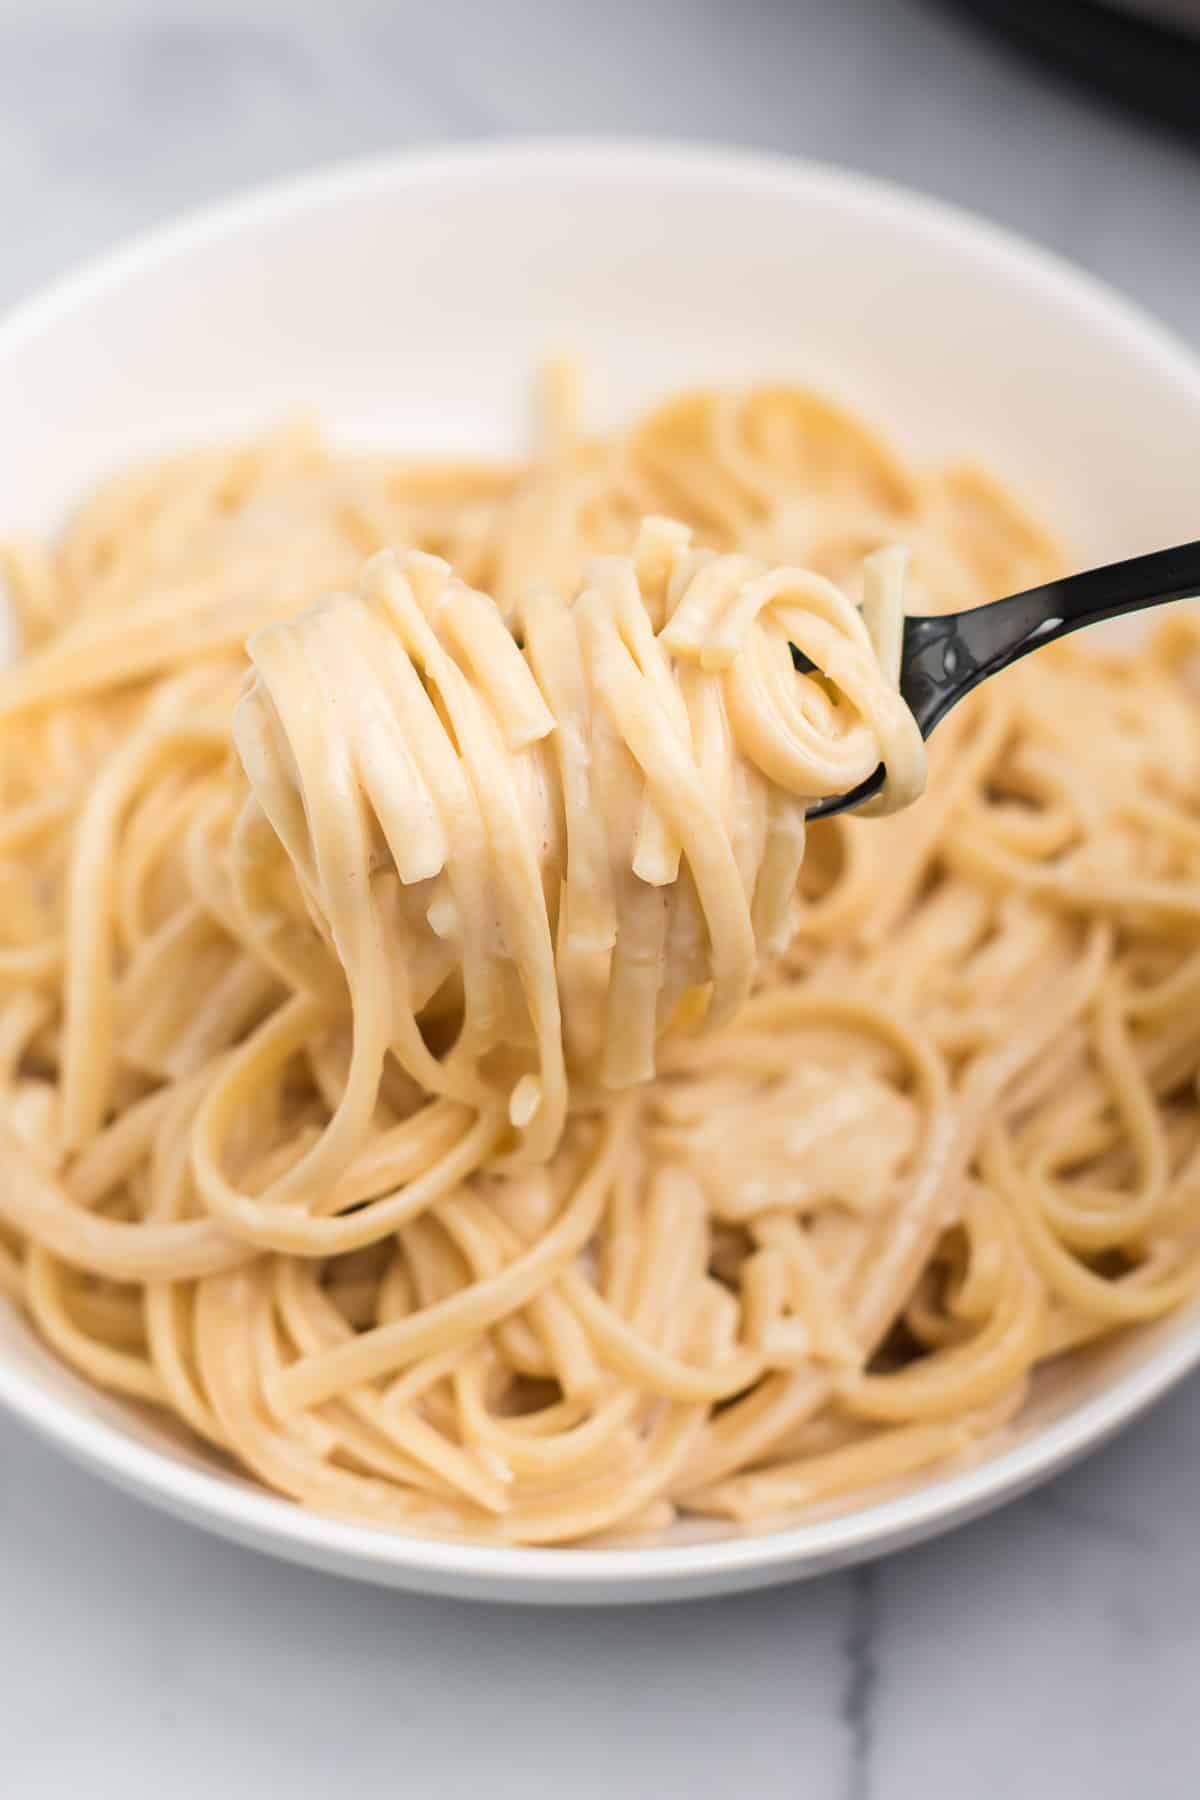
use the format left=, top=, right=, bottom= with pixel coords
left=2, top=377, right=1199, bottom=1545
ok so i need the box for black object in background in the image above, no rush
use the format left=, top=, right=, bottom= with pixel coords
left=938, top=0, right=1200, bottom=140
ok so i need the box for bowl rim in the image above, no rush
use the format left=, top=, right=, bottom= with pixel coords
left=3, top=135, right=1200, bottom=1596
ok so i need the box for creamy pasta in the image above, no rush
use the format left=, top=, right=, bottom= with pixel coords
left=2, top=376, right=1199, bottom=1546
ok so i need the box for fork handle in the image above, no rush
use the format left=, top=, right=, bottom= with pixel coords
left=901, top=537, right=1200, bottom=738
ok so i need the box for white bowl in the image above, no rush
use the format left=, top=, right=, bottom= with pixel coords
left=2, top=141, right=1199, bottom=1605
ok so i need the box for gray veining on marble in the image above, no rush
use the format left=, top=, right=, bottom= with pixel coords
left=842, top=1565, right=882, bottom=1800
left=1, top=3, right=1198, bottom=1795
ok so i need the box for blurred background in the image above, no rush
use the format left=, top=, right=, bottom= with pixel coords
left=3, top=0, right=1197, bottom=341
left=2, top=4, right=1198, bottom=1797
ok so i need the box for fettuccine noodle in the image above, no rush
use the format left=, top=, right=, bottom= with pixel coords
left=2, top=375, right=1199, bottom=1545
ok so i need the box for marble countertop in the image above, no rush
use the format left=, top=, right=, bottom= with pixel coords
left=2, top=3, right=1198, bottom=1795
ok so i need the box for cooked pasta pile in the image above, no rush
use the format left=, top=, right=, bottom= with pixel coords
left=232, top=519, right=923, bottom=1178
left=2, top=377, right=1200, bottom=1545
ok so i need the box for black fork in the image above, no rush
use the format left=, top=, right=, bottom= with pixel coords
left=796, top=539, right=1200, bottom=819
